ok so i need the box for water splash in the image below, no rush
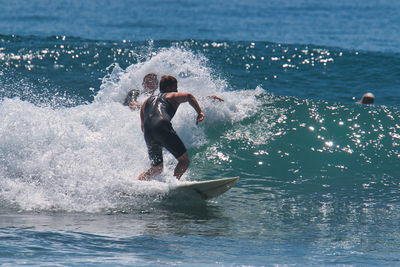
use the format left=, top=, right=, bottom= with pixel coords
left=0, top=46, right=261, bottom=212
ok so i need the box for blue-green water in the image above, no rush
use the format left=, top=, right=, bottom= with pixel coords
left=1, top=0, right=400, bottom=266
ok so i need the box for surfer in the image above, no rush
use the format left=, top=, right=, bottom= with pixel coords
left=138, top=75, right=204, bottom=180
left=357, top=92, right=375, bottom=104
left=124, top=73, right=224, bottom=110
left=123, top=73, right=159, bottom=110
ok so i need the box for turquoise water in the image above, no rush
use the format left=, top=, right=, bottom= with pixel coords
left=1, top=0, right=400, bottom=266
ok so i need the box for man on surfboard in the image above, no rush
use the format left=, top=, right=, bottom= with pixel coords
left=138, top=75, right=204, bottom=180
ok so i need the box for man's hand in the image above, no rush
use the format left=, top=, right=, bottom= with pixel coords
left=129, top=101, right=141, bottom=110
left=196, top=112, right=204, bottom=125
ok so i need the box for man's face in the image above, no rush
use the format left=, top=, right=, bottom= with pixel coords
left=143, top=77, right=158, bottom=92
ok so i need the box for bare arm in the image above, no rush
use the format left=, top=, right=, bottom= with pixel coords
left=188, top=94, right=205, bottom=124
left=206, top=95, right=224, bottom=102
left=166, top=93, right=204, bottom=124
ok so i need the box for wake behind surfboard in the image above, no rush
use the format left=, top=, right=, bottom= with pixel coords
left=168, top=177, right=239, bottom=200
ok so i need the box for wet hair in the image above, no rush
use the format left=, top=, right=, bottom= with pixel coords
left=123, top=89, right=139, bottom=106
left=159, top=75, right=178, bottom=93
left=360, top=92, right=375, bottom=104
left=142, top=73, right=159, bottom=95
left=143, top=73, right=158, bottom=84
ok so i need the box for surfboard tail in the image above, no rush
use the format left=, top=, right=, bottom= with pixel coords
left=169, top=177, right=239, bottom=200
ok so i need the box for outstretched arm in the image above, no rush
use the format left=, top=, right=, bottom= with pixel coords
left=190, top=99, right=204, bottom=125
left=166, top=93, right=204, bottom=124
left=206, top=95, right=224, bottom=102
left=187, top=94, right=204, bottom=124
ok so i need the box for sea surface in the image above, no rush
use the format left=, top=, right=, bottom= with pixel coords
left=1, top=0, right=400, bottom=266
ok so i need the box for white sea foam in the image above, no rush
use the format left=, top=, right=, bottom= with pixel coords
left=0, top=46, right=264, bottom=212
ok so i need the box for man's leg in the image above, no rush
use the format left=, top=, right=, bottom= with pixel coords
left=138, top=136, right=163, bottom=181
left=174, top=152, right=190, bottom=179
left=138, top=163, right=163, bottom=181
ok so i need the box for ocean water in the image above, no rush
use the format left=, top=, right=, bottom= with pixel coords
left=1, top=0, right=400, bottom=266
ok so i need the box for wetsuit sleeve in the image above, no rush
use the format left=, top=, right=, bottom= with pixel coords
left=140, top=99, right=147, bottom=132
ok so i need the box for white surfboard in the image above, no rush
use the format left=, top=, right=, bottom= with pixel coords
left=168, top=177, right=239, bottom=200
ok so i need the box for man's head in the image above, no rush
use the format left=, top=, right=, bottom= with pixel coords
left=359, top=92, right=375, bottom=104
left=160, top=75, right=178, bottom=93
left=142, top=73, right=159, bottom=94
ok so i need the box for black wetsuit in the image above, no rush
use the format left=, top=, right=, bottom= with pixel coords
left=143, top=93, right=186, bottom=166
left=123, top=89, right=140, bottom=106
